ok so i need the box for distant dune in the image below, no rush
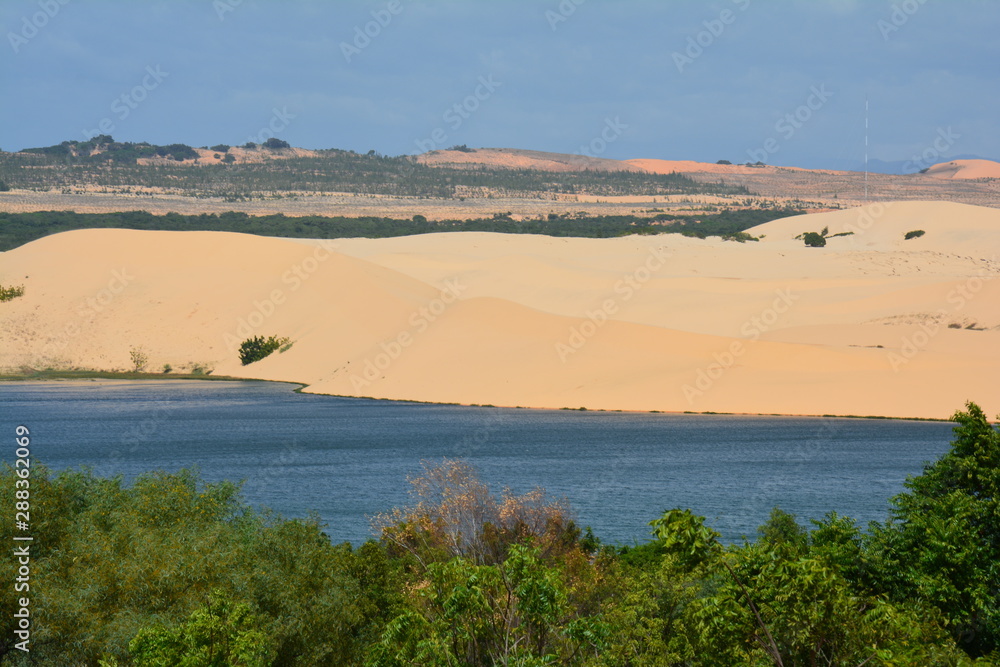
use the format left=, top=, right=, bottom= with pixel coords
left=417, top=147, right=638, bottom=172
left=625, top=158, right=848, bottom=177
left=417, top=147, right=850, bottom=176
left=924, top=159, right=1000, bottom=180
left=1, top=201, right=997, bottom=419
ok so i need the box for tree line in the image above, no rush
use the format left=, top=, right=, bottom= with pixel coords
left=0, top=208, right=805, bottom=252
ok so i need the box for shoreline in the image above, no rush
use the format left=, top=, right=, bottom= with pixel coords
left=0, top=370, right=954, bottom=423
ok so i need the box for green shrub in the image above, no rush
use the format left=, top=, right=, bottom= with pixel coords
left=0, top=179, right=10, bottom=192
left=239, top=335, right=291, bottom=365
left=154, top=144, right=198, bottom=161
left=0, top=284, right=24, bottom=301
left=263, top=138, right=290, bottom=150
left=803, top=231, right=827, bottom=247
left=904, top=229, right=925, bottom=240
left=722, top=231, right=759, bottom=243
left=129, top=347, right=148, bottom=372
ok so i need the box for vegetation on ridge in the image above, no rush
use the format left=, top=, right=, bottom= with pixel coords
left=0, top=208, right=805, bottom=251
left=2, top=136, right=752, bottom=199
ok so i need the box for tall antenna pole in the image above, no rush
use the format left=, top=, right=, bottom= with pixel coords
left=864, top=97, right=869, bottom=202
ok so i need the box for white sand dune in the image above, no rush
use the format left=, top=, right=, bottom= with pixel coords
left=625, top=158, right=846, bottom=176
left=924, top=159, right=1000, bottom=180
left=1, top=201, right=997, bottom=419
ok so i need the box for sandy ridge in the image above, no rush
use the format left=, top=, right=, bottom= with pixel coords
left=1, top=201, right=997, bottom=419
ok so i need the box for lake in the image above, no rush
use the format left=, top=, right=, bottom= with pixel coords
left=1, top=379, right=954, bottom=546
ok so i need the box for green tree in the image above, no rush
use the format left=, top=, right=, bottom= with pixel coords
left=803, top=231, right=826, bottom=247
left=0, top=467, right=385, bottom=665
left=867, top=402, right=1000, bottom=658
left=129, top=591, right=275, bottom=666
left=645, top=507, right=970, bottom=666
left=757, top=507, right=808, bottom=553
left=129, top=346, right=149, bottom=372
left=367, top=544, right=605, bottom=666
left=238, top=335, right=290, bottom=365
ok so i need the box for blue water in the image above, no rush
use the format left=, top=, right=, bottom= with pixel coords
left=0, top=379, right=955, bottom=546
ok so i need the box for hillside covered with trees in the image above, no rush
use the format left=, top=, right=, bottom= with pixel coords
left=0, top=137, right=750, bottom=200
left=1, top=402, right=997, bottom=665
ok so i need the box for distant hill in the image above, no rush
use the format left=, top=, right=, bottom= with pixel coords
left=0, top=138, right=751, bottom=200
left=18, top=135, right=316, bottom=165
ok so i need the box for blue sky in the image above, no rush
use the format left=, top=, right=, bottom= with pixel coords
left=2, top=0, right=997, bottom=170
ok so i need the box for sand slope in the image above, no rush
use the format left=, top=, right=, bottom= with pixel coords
left=625, top=158, right=847, bottom=177
left=1, top=201, right=997, bottom=419
left=417, top=147, right=638, bottom=172
left=924, top=159, right=1000, bottom=180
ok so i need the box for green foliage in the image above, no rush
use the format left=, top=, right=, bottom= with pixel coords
left=756, top=507, right=808, bottom=553
left=650, top=508, right=722, bottom=570
left=721, top=231, right=759, bottom=243
left=367, top=544, right=605, bottom=666
left=867, top=401, right=1000, bottom=657
left=0, top=283, right=24, bottom=301
left=129, top=346, right=149, bottom=372
left=905, top=229, right=926, bottom=240
left=262, top=138, right=290, bottom=150
left=0, top=208, right=806, bottom=252
left=210, top=144, right=231, bottom=153
left=0, top=466, right=392, bottom=665
left=238, top=335, right=290, bottom=365
left=803, top=231, right=827, bottom=247
left=19, top=138, right=201, bottom=164
left=0, top=178, right=9, bottom=191
left=129, top=590, right=275, bottom=666
left=2, top=140, right=753, bottom=199
left=154, top=143, right=199, bottom=161
left=688, top=541, right=965, bottom=666
left=595, top=547, right=707, bottom=665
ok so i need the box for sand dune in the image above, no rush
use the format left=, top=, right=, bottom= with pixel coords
left=625, top=158, right=847, bottom=177
left=1, top=202, right=997, bottom=419
left=417, top=147, right=636, bottom=172
left=416, top=148, right=849, bottom=178
left=924, top=159, right=1000, bottom=180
